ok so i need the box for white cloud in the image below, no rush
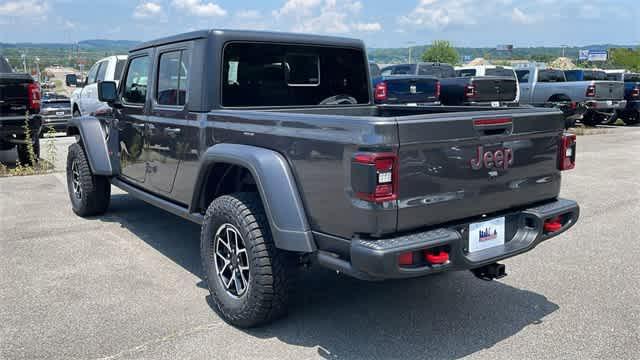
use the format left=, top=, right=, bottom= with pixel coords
left=399, top=0, right=476, bottom=29
left=272, top=0, right=322, bottom=18
left=0, top=0, right=48, bottom=17
left=511, top=7, right=535, bottom=24
left=273, top=0, right=379, bottom=34
left=171, top=0, right=226, bottom=17
left=353, top=22, right=382, bottom=32
left=133, top=2, right=163, bottom=19
left=236, top=10, right=261, bottom=19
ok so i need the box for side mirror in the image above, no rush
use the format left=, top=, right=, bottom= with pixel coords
left=98, top=81, right=118, bottom=103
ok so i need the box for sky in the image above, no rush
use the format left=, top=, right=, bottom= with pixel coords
left=0, top=0, right=638, bottom=48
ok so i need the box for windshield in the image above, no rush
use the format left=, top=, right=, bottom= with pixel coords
left=583, top=71, right=607, bottom=81
left=486, top=68, right=516, bottom=78
left=624, top=74, right=640, bottom=83
left=538, top=70, right=566, bottom=82
left=418, top=64, right=455, bottom=78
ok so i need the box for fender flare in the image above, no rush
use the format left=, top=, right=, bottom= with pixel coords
left=66, top=116, right=117, bottom=176
left=192, top=143, right=316, bottom=253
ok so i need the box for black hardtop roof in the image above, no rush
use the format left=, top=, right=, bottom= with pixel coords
left=130, top=29, right=365, bottom=52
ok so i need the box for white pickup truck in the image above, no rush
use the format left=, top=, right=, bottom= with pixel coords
left=71, top=55, right=127, bottom=117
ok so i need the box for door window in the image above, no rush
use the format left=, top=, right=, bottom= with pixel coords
left=122, top=56, right=149, bottom=104
left=157, top=50, right=190, bottom=106
left=86, top=63, right=99, bottom=85
left=96, top=61, right=108, bottom=82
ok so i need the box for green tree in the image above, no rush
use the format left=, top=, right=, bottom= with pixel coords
left=609, top=48, right=640, bottom=72
left=421, top=40, right=460, bottom=64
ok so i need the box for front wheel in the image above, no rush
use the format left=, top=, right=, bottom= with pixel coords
left=200, top=193, right=295, bottom=328
left=66, top=142, right=111, bottom=216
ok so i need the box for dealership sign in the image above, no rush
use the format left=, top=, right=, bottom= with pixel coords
left=580, top=50, right=608, bottom=62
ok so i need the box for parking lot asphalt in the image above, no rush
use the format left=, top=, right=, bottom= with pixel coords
left=1, top=127, right=639, bottom=360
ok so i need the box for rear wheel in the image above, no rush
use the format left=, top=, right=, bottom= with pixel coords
left=200, top=193, right=295, bottom=328
left=581, top=112, right=604, bottom=127
left=622, top=111, right=640, bottom=125
left=66, top=142, right=111, bottom=216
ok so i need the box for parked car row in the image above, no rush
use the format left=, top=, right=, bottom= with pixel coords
left=370, top=60, right=638, bottom=128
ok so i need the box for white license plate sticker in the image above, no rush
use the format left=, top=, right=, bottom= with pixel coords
left=406, top=103, right=417, bottom=107
left=491, top=101, right=500, bottom=107
left=468, top=217, right=505, bottom=253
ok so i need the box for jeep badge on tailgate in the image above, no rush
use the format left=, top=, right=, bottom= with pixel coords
left=470, top=146, right=514, bottom=170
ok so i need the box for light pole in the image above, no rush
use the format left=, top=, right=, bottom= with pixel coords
left=407, top=41, right=416, bottom=63
left=561, top=45, right=568, bottom=58
left=21, top=53, right=26, bottom=73
left=35, top=57, right=40, bottom=82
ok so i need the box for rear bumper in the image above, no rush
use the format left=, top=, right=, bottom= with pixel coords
left=583, top=99, right=627, bottom=113
left=41, top=115, right=72, bottom=130
left=316, top=198, right=579, bottom=280
left=0, top=114, right=43, bottom=142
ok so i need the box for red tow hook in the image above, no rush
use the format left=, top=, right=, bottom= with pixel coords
left=544, top=217, right=563, bottom=232
left=425, top=250, right=449, bottom=265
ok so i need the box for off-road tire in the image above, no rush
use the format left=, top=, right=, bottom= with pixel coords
left=200, top=193, right=295, bottom=328
left=17, top=137, right=40, bottom=165
left=66, top=142, right=110, bottom=216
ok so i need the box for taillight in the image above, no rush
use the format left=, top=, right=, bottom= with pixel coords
left=465, top=83, right=476, bottom=98
left=435, top=81, right=441, bottom=99
left=352, top=152, right=398, bottom=203
left=631, top=87, right=640, bottom=98
left=27, top=83, right=41, bottom=113
left=558, top=133, right=576, bottom=170
left=585, top=84, right=596, bottom=97
left=374, top=82, right=387, bottom=102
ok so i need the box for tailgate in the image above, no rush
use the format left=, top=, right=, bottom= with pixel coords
left=471, top=76, right=517, bottom=102
left=594, top=81, right=624, bottom=100
left=0, top=75, right=32, bottom=117
left=395, top=108, right=564, bottom=232
left=383, top=76, right=439, bottom=104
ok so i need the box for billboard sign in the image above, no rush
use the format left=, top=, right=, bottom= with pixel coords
left=496, top=44, right=513, bottom=52
left=588, top=50, right=608, bottom=62
left=578, top=50, right=589, bottom=61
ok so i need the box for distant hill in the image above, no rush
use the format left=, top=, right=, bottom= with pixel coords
left=0, top=39, right=140, bottom=50
left=368, top=44, right=638, bottom=64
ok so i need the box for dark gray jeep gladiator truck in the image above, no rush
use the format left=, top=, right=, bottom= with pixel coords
left=65, top=29, right=580, bottom=328
left=0, top=56, right=42, bottom=164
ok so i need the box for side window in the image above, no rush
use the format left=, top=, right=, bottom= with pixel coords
left=516, top=70, right=529, bottom=83
left=86, top=63, right=99, bottom=85
left=96, top=61, right=108, bottom=82
left=122, top=56, right=149, bottom=104
left=156, top=50, right=190, bottom=106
